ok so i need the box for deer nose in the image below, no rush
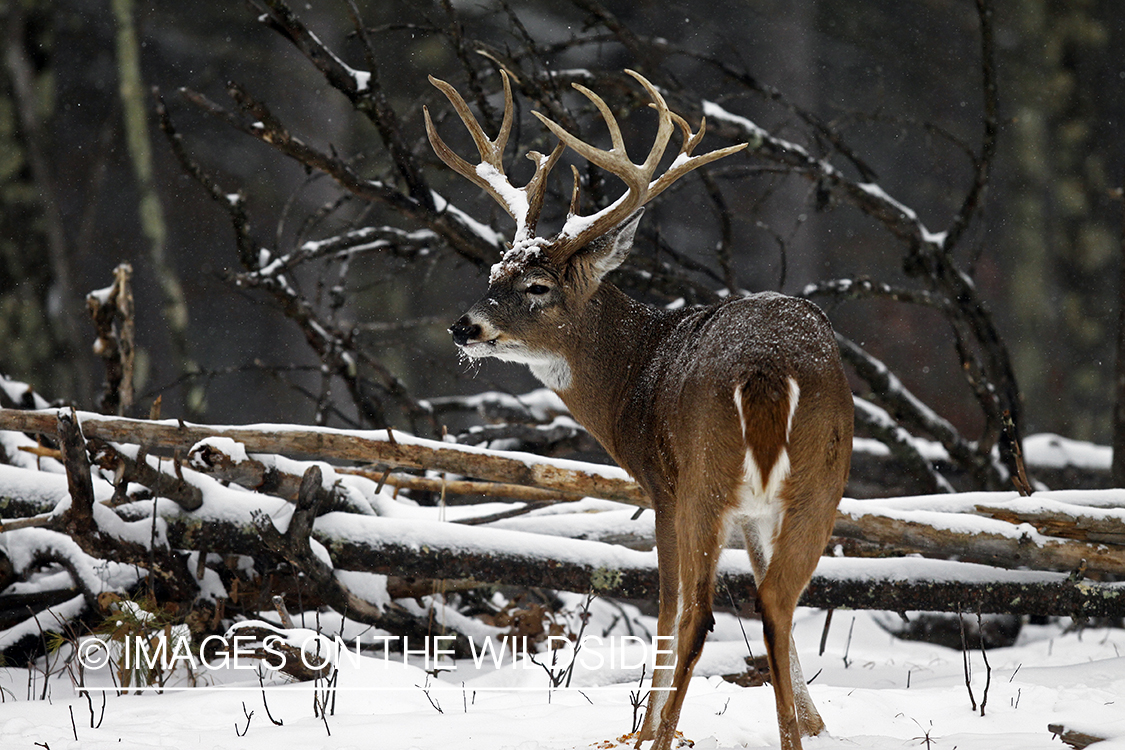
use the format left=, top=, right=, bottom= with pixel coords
left=449, top=316, right=482, bottom=346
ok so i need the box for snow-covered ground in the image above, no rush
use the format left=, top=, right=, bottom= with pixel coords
left=1, top=603, right=1121, bottom=749
left=0, top=390, right=1119, bottom=748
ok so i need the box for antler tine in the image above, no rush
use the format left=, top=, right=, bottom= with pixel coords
left=669, top=110, right=705, bottom=157
left=535, top=69, right=741, bottom=261
left=567, top=164, right=582, bottom=217
left=623, top=69, right=676, bottom=173
left=647, top=114, right=748, bottom=202
left=522, top=143, right=567, bottom=240
left=426, top=72, right=511, bottom=172
left=569, top=82, right=629, bottom=158
left=425, top=71, right=563, bottom=243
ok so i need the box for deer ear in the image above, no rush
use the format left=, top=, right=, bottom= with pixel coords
left=585, top=208, right=644, bottom=280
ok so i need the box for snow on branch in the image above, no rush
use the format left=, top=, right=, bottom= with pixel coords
left=852, top=398, right=954, bottom=495
left=837, top=334, right=1006, bottom=490
left=0, top=408, right=646, bottom=505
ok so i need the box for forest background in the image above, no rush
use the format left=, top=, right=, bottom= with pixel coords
left=1, top=0, right=1123, bottom=480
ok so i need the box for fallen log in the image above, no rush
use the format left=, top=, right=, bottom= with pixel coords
left=834, top=498, right=1125, bottom=577
left=976, top=503, right=1125, bottom=546
left=4, top=474, right=1125, bottom=620
left=7, top=410, right=1125, bottom=618
left=310, top=514, right=1125, bottom=618
left=1048, top=723, right=1109, bottom=749
left=6, top=411, right=1125, bottom=582
left=0, top=408, right=646, bottom=505
left=149, top=504, right=1125, bottom=618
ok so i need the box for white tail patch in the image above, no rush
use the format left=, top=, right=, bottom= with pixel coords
left=733, top=377, right=800, bottom=568
left=733, top=377, right=799, bottom=499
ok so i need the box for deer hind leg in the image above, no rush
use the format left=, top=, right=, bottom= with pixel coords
left=747, top=496, right=834, bottom=750
left=742, top=517, right=825, bottom=741
left=637, top=505, right=680, bottom=746
left=646, top=499, right=728, bottom=750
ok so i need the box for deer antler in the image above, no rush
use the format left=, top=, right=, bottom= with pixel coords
left=426, top=69, right=745, bottom=264
left=534, top=69, right=747, bottom=262
left=424, top=70, right=564, bottom=243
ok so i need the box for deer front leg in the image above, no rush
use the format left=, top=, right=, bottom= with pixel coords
left=637, top=505, right=679, bottom=745
left=646, top=502, right=726, bottom=750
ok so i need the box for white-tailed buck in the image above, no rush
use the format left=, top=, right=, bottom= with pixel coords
left=426, top=69, right=853, bottom=750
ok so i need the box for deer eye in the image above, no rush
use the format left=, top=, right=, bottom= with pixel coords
left=526, top=284, right=551, bottom=296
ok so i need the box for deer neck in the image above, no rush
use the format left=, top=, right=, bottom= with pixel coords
left=542, top=284, right=677, bottom=465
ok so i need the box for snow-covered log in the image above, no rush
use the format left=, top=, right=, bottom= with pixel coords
left=0, top=408, right=646, bottom=505
left=834, top=496, right=1125, bottom=577
left=4, top=409, right=1125, bottom=582
left=105, top=501, right=1125, bottom=618
left=5, top=407, right=1125, bottom=658
left=311, top=513, right=1125, bottom=618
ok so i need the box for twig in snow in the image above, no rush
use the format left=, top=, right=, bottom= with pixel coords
left=417, top=674, right=443, bottom=714
left=977, top=611, right=992, bottom=716
left=85, top=689, right=106, bottom=729
left=257, top=666, right=283, bottom=726
left=959, top=610, right=977, bottom=712
left=630, top=664, right=649, bottom=734
left=723, top=579, right=756, bottom=661
left=909, top=718, right=935, bottom=750
left=564, top=592, right=596, bottom=688
left=235, top=702, right=253, bottom=737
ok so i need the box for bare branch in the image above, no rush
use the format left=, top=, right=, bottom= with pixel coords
left=256, top=0, right=433, bottom=205
left=178, top=84, right=502, bottom=267
left=57, top=411, right=96, bottom=537
left=852, top=399, right=953, bottom=495
left=835, top=334, right=1002, bottom=488
left=941, top=0, right=999, bottom=255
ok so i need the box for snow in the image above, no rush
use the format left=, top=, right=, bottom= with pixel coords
left=476, top=162, right=531, bottom=236
left=1024, top=433, right=1112, bottom=469
left=491, top=237, right=550, bottom=283
left=3, top=410, right=1124, bottom=747
left=0, top=375, right=51, bottom=410
left=431, top=190, right=507, bottom=249
left=189, top=436, right=249, bottom=466
left=557, top=191, right=631, bottom=241
left=424, top=389, right=569, bottom=426
left=1, top=608, right=1122, bottom=749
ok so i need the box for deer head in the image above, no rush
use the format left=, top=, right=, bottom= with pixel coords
left=425, top=70, right=746, bottom=388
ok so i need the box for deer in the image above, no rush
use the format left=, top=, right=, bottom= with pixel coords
left=424, top=69, right=853, bottom=750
